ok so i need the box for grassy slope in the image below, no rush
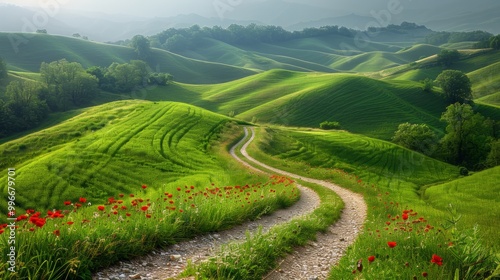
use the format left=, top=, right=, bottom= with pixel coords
left=177, top=38, right=336, bottom=73
left=253, top=127, right=458, bottom=194
left=0, top=33, right=255, bottom=84
left=96, top=69, right=461, bottom=140
left=0, top=100, right=256, bottom=215
left=424, top=166, right=500, bottom=246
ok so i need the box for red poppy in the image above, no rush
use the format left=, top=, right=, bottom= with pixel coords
left=402, top=213, right=409, bottom=220
left=53, top=230, right=60, bottom=236
left=16, top=215, right=28, bottom=221
left=119, top=194, right=124, bottom=197
left=141, top=206, right=148, bottom=211
left=79, top=197, right=87, bottom=203
left=64, top=201, right=71, bottom=206
left=368, top=256, right=375, bottom=263
left=0, top=229, right=4, bottom=235
left=141, top=185, right=147, bottom=189
left=176, top=187, right=181, bottom=191
left=97, top=205, right=105, bottom=211
left=75, top=203, right=82, bottom=208
left=29, top=228, right=34, bottom=232
left=387, top=241, right=397, bottom=248
left=146, top=214, right=152, bottom=218
left=130, top=194, right=135, bottom=197
left=126, top=213, right=131, bottom=217
left=430, top=254, right=443, bottom=266
left=67, top=221, right=74, bottom=225
left=422, top=272, right=428, bottom=277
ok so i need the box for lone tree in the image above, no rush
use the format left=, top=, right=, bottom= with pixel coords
left=131, top=35, right=151, bottom=59
left=392, top=123, right=438, bottom=155
left=440, top=103, right=493, bottom=169
left=435, top=70, right=472, bottom=104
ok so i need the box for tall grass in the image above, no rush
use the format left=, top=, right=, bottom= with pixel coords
left=244, top=126, right=499, bottom=279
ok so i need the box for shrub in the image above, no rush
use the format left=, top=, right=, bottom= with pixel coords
left=320, top=121, right=341, bottom=130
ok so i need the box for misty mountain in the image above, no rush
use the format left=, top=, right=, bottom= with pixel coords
left=0, top=1, right=499, bottom=43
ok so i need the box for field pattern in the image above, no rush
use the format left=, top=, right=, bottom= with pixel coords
left=0, top=101, right=246, bottom=216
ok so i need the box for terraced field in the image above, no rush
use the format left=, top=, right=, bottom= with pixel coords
left=0, top=101, right=256, bottom=215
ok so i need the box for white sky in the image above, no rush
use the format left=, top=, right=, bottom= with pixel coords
left=0, top=0, right=392, bottom=17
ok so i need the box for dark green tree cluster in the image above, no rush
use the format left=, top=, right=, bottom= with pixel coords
left=86, top=60, right=172, bottom=93
left=436, top=49, right=460, bottom=67
left=435, top=70, right=472, bottom=104
left=393, top=104, right=498, bottom=171
left=473, top=34, right=500, bottom=49
left=131, top=35, right=152, bottom=59
left=0, top=57, right=7, bottom=81
left=0, top=59, right=100, bottom=137
left=425, top=30, right=492, bottom=45
left=392, top=123, right=438, bottom=156
left=116, top=24, right=354, bottom=52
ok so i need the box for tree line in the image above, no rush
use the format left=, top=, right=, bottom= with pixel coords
left=112, top=24, right=356, bottom=52
left=0, top=58, right=172, bottom=137
left=393, top=69, right=499, bottom=171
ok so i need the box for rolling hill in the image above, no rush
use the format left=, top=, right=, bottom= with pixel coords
left=0, top=101, right=250, bottom=215
left=0, top=33, right=255, bottom=84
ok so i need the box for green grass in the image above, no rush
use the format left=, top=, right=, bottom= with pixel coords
left=468, top=61, right=500, bottom=99
left=424, top=166, right=500, bottom=246
left=0, top=100, right=248, bottom=215
left=243, top=126, right=499, bottom=279
left=0, top=33, right=255, bottom=84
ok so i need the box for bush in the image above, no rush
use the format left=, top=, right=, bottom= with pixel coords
left=459, top=167, right=469, bottom=176
left=320, top=121, right=341, bottom=130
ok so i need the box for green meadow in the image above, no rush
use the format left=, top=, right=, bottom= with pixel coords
left=1, top=29, right=499, bottom=279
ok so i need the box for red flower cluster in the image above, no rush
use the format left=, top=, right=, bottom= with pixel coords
left=430, top=254, right=443, bottom=266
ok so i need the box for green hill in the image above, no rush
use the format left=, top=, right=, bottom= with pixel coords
left=0, top=33, right=255, bottom=84
left=0, top=100, right=245, bottom=215
left=201, top=70, right=449, bottom=139
left=424, top=166, right=500, bottom=247
left=252, top=126, right=459, bottom=196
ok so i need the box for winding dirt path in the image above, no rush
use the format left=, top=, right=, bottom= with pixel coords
left=239, top=127, right=367, bottom=280
left=93, top=126, right=366, bottom=280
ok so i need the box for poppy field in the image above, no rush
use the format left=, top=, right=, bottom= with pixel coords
left=0, top=175, right=299, bottom=278
left=245, top=126, right=499, bottom=279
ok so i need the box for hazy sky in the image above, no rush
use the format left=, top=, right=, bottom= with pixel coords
left=0, top=0, right=436, bottom=17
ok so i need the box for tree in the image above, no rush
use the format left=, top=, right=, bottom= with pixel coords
left=437, top=49, right=460, bottom=67
left=5, top=81, right=49, bottom=131
left=40, top=59, right=98, bottom=109
left=490, top=35, right=500, bottom=50
left=392, top=123, right=438, bottom=155
left=36, top=29, right=47, bottom=34
left=0, top=57, right=7, bottom=81
left=131, top=35, right=151, bottom=59
left=421, top=78, right=434, bottom=92
left=486, top=139, right=500, bottom=167
left=435, top=70, right=472, bottom=104
left=440, top=103, right=493, bottom=169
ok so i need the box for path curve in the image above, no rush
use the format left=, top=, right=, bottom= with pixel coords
left=93, top=129, right=321, bottom=280
left=239, top=127, right=367, bottom=280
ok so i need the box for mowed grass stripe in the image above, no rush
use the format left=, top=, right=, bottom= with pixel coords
left=0, top=101, right=237, bottom=214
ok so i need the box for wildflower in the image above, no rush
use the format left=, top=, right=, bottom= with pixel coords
left=0, top=229, right=4, bottom=234
left=75, top=203, right=82, bottom=208
left=422, top=272, right=428, bottom=277
left=53, top=230, right=60, bottom=237
left=430, top=254, right=443, bottom=266
left=141, top=185, right=147, bottom=189
left=387, top=241, right=397, bottom=248
left=146, top=214, right=152, bottom=218
left=98, top=205, right=105, bottom=211
left=126, top=213, right=131, bottom=217
left=141, top=206, right=148, bottom=211
left=402, top=213, right=409, bottom=220
left=64, top=201, right=72, bottom=206
left=79, top=197, right=87, bottom=203
left=368, top=256, right=375, bottom=263
left=67, top=221, right=74, bottom=225
left=119, top=194, right=124, bottom=197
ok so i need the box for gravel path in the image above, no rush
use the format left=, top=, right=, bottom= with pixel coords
left=92, top=129, right=321, bottom=280
left=240, top=127, right=367, bottom=280
left=93, top=127, right=367, bottom=280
